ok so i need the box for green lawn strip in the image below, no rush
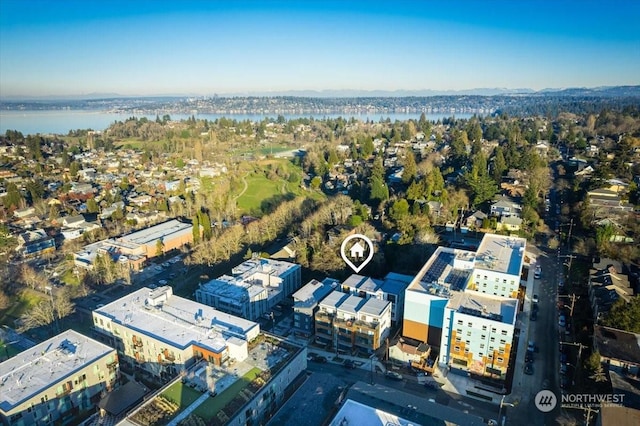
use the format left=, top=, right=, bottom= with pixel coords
left=160, top=380, right=202, bottom=409
left=191, top=367, right=261, bottom=421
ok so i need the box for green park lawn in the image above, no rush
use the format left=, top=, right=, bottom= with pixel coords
left=236, top=174, right=286, bottom=213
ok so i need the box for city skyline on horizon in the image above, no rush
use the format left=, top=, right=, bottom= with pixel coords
left=1, top=1, right=639, bottom=97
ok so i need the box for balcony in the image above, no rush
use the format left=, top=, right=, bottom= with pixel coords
left=354, top=319, right=379, bottom=332
left=56, top=387, right=72, bottom=397
left=107, top=360, right=119, bottom=371
left=315, top=320, right=332, bottom=330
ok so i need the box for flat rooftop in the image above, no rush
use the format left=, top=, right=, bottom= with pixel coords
left=118, top=219, right=192, bottom=246
left=338, top=294, right=366, bottom=315
left=380, top=272, right=413, bottom=295
left=359, top=297, right=391, bottom=317
left=230, top=258, right=299, bottom=280
left=342, top=274, right=383, bottom=293
left=319, top=290, right=350, bottom=310
left=95, top=287, right=259, bottom=353
left=0, top=330, right=114, bottom=413
left=336, top=381, right=487, bottom=426
left=409, top=247, right=473, bottom=294
left=474, top=234, right=526, bottom=276
left=292, top=279, right=335, bottom=308
left=448, top=291, right=518, bottom=324
left=329, top=399, right=415, bottom=426
left=199, top=276, right=268, bottom=302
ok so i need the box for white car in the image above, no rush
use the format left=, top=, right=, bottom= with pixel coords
left=532, top=294, right=539, bottom=304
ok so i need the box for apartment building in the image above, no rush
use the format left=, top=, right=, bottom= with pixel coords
left=0, top=330, right=117, bottom=426
left=315, top=290, right=392, bottom=355
left=92, top=286, right=259, bottom=379
left=195, top=257, right=301, bottom=321
left=339, top=273, right=412, bottom=326
left=466, top=234, right=527, bottom=299
left=401, top=233, right=524, bottom=380
left=292, top=278, right=338, bottom=338
left=440, top=292, right=518, bottom=379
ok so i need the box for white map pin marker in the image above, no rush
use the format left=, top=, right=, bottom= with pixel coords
left=340, top=234, right=374, bottom=273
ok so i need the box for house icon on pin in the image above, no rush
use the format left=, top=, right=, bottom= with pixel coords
left=350, top=241, right=365, bottom=259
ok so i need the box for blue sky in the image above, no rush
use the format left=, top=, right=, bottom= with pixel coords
left=1, top=0, right=638, bottom=97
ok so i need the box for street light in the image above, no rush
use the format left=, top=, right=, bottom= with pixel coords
left=497, top=395, right=515, bottom=425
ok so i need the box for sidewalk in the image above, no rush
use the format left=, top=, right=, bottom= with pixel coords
left=305, top=346, right=386, bottom=373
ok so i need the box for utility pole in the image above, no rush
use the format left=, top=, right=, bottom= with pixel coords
left=567, top=218, right=574, bottom=251
left=558, top=294, right=578, bottom=317
left=560, top=341, right=586, bottom=385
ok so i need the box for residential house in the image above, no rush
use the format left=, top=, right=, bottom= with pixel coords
left=588, top=260, right=634, bottom=323
left=490, top=195, right=521, bottom=218
left=16, top=229, right=55, bottom=258
left=463, top=210, right=488, bottom=230
left=497, top=215, right=523, bottom=232
left=593, top=325, right=640, bottom=377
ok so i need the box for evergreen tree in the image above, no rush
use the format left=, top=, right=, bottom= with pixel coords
left=465, top=153, right=497, bottom=207
left=369, top=176, right=389, bottom=203
left=192, top=214, right=200, bottom=244
left=401, top=150, right=417, bottom=184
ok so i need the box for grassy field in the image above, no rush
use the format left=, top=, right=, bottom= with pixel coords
left=161, top=381, right=203, bottom=409
left=0, top=290, right=43, bottom=328
left=236, top=174, right=290, bottom=214
left=191, top=367, right=261, bottom=421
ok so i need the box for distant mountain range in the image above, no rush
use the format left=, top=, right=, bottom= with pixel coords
left=2, top=85, right=639, bottom=101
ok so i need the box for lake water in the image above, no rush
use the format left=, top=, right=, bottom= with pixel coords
left=0, top=110, right=478, bottom=135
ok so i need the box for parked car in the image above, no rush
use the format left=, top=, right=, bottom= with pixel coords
left=559, top=315, right=566, bottom=328
left=534, top=265, right=542, bottom=279
left=385, top=371, right=404, bottom=381
left=525, top=350, right=534, bottom=363
left=527, top=341, right=537, bottom=353
left=524, top=362, right=534, bottom=375
left=312, top=356, right=327, bottom=363
left=530, top=310, right=538, bottom=321
left=532, top=294, right=539, bottom=304
left=560, top=375, right=570, bottom=389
